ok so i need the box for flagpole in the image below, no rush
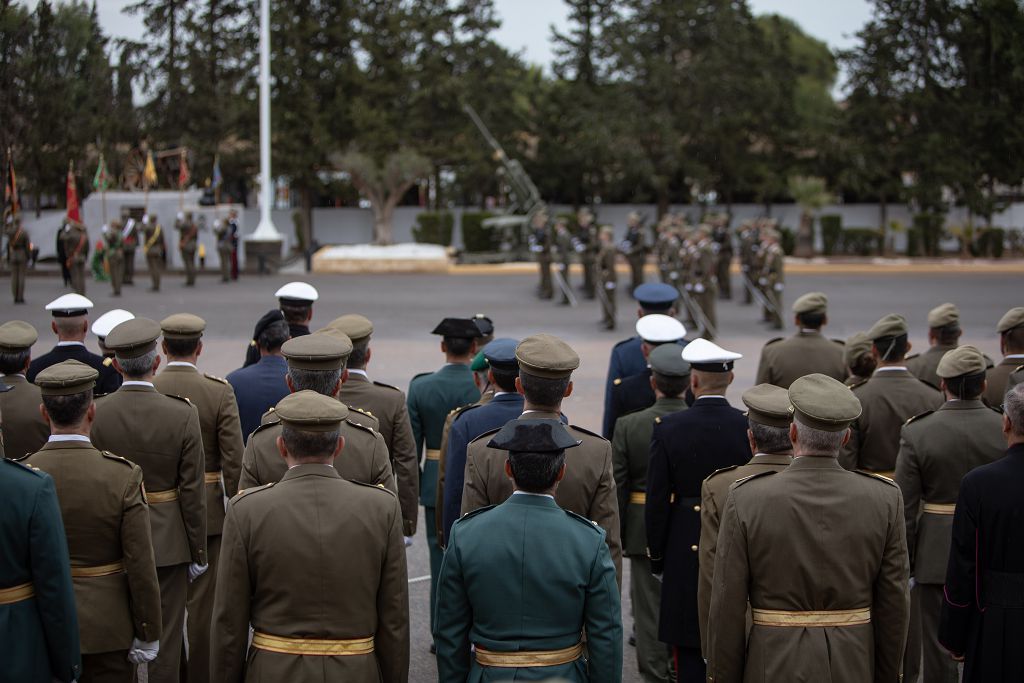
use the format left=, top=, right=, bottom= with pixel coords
left=100, top=153, right=107, bottom=225
left=179, top=149, right=185, bottom=211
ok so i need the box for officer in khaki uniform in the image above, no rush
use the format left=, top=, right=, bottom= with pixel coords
left=141, top=215, right=164, bottom=291
left=435, top=419, right=622, bottom=683
left=152, top=314, right=244, bottom=683
left=102, top=221, right=125, bottom=298
left=175, top=212, right=199, bottom=287
left=596, top=225, right=618, bottom=330
left=754, top=292, right=846, bottom=388
left=985, top=307, right=1024, bottom=406
left=461, top=333, right=623, bottom=581
left=612, top=344, right=690, bottom=683
left=213, top=219, right=232, bottom=282
left=528, top=209, right=553, bottom=299
left=708, top=374, right=910, bottom=683
left=212, top=391, right=409, bottom=683
left=689, top=224, right=718, bottom=337
left=6, top=210, right=30, bottom=303
left=906, top=303, right=963, bottom=389
left=326, top=314, right=419, bottom=537
left=62, top=218, right=90, bottom=295
left=0, top=321, right=49, bottom=459
left=89, top=317, right=207, bottom=683
left=623, top=211, right=647, bottom=293
left=697, top=384, right=793, bottom=658
left=758, top=227, right=785, bottom=329
left=895, top=345, right=1005, bottom=683
left=576, top=208, right=598, bottom=299
left=843, top=331, right=876, bottom=387
left=238, top=332, right=395, bottom=496
left=840, top=314, right=943, bottom=476
left=27, top=361, right=162, bottom=681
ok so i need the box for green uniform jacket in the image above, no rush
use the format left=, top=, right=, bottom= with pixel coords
left=840, top=368, right=943, bottom=473
left=985, top=355, right=1024, bottom=406
left=26, top=441, right=162, bottom=652
left=754, top=331, right=846, bottom=389
left=895, top=400, right=1004, bottom=584
left=435, top=494, right=622, bottom=683
left=905, top=344, right=957, bottom=389
left=212, top=465, right=409, bottom=683
left=407, top=363, right=479, bottom=508
left=0, top=459, right=81, bottom=682
left=0, top=374, right=49, bottom=459
left=697, top=452, right=792, bottom=655
left=611, top=396, right=687, bottom=556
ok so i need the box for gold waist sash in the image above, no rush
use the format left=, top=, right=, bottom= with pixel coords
left=0, top=582, right=34, bottom=605
left=71, top=560, right=125, bottom=578
left=251, top=631, right=374, bottom=656
left=630, top=492, right=646, bottom=505
left=147, top=488, right=179, bottom=504
left=922, top=502, right=956, bottom=515
left=204, top=471, right=222, bottom=485
left=425, top=449, right=441, bottom=461
left=752, top=607, right=871, bottom=627
left=475, top=641, right=584, bottom=668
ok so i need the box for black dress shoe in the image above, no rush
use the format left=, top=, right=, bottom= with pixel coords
left=429, top=643, right=436, bottom=655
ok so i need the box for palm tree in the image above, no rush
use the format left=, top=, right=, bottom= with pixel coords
left=787, top=176, right=832, bottom=258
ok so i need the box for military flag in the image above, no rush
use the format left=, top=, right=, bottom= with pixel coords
left=178, top=149, right=190, bottom=188
left=92, top=153, right=111, bottom=191
left=212, top=155, right=222, bottom=189
left=143, top=150, right=157, bottom=188
left=4, top=149, right=18, bottom=216
left=66, top=161, right=81, bottom=222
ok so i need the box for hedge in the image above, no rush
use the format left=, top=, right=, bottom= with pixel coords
left=460, top=212, right=498, bottom=252
left=820, top=214, right=842, bottom=256
left=411, top=212, right=454, bottom=246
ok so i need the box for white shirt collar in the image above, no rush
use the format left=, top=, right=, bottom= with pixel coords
left=347, top=369, right=368, bottom=378
left=697, top=394, right=726, bottom=400
left=875, top=366, right=907, bottom=372
left=121, top=380, right=155, bottom=387
left=166, top=361, right=198, bottom=370
left=48, top=434, right=91, bottom=443
left=56, top=341, right=85, bottom=347
left=1006, top=354, right=1024, bottom=360
left=287, top=463, right=335, bottom=469
left=0, top=374, right=25, bottom=379
left=493, top=391, right=516, bottom=397
left=512, top=490, right=555, bottom=500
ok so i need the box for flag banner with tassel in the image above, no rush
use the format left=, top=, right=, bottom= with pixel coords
left=92, top=153, right=111, bottom=191
left=212, top=155, right=222, bottom=189
left=66, top=162, right=81, bottom=222
left=143, top=151, right=158, bottom=187
left=178, top=149, right=190, bottom=189
left=5, top=150, right=19, bottom=216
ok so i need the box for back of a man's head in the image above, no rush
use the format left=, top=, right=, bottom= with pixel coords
left=749, top=421, right=792, bottom=454
left=873, top=334, right=909, bottom=363
left=259, top=320, right=291, bottom=353
left=509, top=450, right=566, bottom=493
left=281, top=425, right=339, bottom=463
left=519, top=371, right=570, bottom=410
left=793, top=420, right=846, bottom=456
left=1005, top=384, right=1024, bottom=440
left=42, top=389, right=93, bottom=429
left=116, top=350, right=158, bottom=380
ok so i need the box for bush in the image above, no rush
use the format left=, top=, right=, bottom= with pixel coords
left=460, top=212, right=497, bottom=252
left=412, top=212, right=454, bottom=246
left=975, top=227, right=1005, bottom=258
left=841, top=228, right=881, bottom=256
left=820, top=214, right=842, bottom=256
left=913, top=213, right=943, bottom=257
left=778, top=226, right=796, bottom=255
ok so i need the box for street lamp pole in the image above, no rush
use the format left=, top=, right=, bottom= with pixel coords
left=251, top=0, right=281, bottom=241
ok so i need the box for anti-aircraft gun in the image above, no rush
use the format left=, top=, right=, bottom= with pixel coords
left=463, top=103, right=547, bottom=262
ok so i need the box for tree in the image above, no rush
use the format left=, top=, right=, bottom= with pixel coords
left=788, top=175, right=831, bottom=257
left=334, top=149, right=431, bottom=245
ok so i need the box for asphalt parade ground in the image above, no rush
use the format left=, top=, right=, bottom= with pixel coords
left=3, top=263, right=1021, bottom=681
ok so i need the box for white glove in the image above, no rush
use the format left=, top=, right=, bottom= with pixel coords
left=404, top=536, right=414, bottom=547
left=774, top=283, right=784, bottom=292
left=669, top=271, right=678, bottom=280
left=574, top=244, right=585, bottom=253
left=684, top=283, right=693, bottom=292
left=188, top=562, right=208, bottom=582
left=909, top=577, right=916, bottom=591
left=127, top=638, right=159, bottom=664
left=604, top=282, right=615, bottom=290
left=694, top=283, right=705, bottom=293
left=758, top=277, right=767, bottom=285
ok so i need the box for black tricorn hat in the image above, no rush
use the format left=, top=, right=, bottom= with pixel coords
left=486, top=418, right=582, bottom=454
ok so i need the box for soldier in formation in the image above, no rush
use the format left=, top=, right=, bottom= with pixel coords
left=121, top=217, right=138, bottom=286
left=710, top=213, right=733, bottom=299
left=596, top=225, right=619, bottom=330
left=843, top=330, right=876, bottom=386
left=61, top=218, right=90, bottom=295
left=176, top=211, right=200, bottom=286
left=906, top=303, right=964, bottom=388
left=141, top=214, right=165, bottom=292
left=754, top=291, right=846, bottom=388
left=214, top=219, right=233, bottom=282
left=758, top=226, right=785, bottom=329
left=0, top=320, right=49, bottom=459
left=243, top=281, right=319, bottom=368
left=622, top=211, right=647, bottom=293
left=6, top=209, right=30, bottom=303
left=575, top=207, right=598, bottom=299
left=553, top=217, right=574, bottom=304
left=102, top=220, right=125, bottom=297
left=528, top=209, right=553, bottom=299
left=687, top=224, right=718, bottom=337
left=27, top=294, right=121, bottom=394
left=227, top=310, right=291, bottom=439
left=986, top=306, right=1024, bottom=405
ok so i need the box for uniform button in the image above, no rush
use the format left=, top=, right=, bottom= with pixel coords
left=690, top=545, right=698, bottom=552
left=693, top=504, right=701, bottom=512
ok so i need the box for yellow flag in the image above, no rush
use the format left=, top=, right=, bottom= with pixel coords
left=143, top=151, right=157, bottom=186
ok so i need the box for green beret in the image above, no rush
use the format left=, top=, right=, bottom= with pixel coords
left=516, top=334, right=580, bottom=379
left=792, top=292, right=827, bottom=316
left=927, top=303, right=959, bottom=329
left=997, top=307, right=1024, bottom=334
left=788, top=373, right=862, bottom=432
left=844, top=331, right=873, bottom=367
left=867, top=313, right=908, bottom=341
left=0, top=321, right=37, bottom=352
left=648, top=344, right=690, bottom=378
left=274, top=390, right=348, bottom=432
left=325, top=314, right=373, bottom=343
left=105, top=318, right=161, bottom=359
left=470, top=350, right=488, bottom=373
left=160, top=313, right=206, bottom=340
left=35, top=360, right=97, bottom=396
left=282, top=333, right=352, bottom=371
left=742, top=384, right=793, bottom=428
left=936, top=345, right=987, bottom=379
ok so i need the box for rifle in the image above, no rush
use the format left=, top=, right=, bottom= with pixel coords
left=742, top=271, right=780, bottom=318
left=679, top=286, right=717, bottom=339
left=552, top=264, right=578, bottom=307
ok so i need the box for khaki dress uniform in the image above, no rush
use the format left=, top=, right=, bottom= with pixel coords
left=176, top=216, right=198, bottom=286
left=577, top=218, right=598, bottom=299
left=461, top=409, right=623, bottom=581
left=142, top=220, right=165, bottom=291
left=90, top=318, right=207, bottom=683
left=152, top=316, right=244, bottom=683
left=529, top=217, right=554, bottom=299
left=554, top=221, right=574, bottom=303
left=102, top=224, right=124, bottom=297
left=690, top=234, right=718, bottom=335
left=0, top=374, right=49, bottom=460
left=121, top=219, right=138, bottom=285
left=759, top=239, right=784, bottom=329
left=986, top=355, right=1024, bottom=406
left=755, top=331, right=846, bottom=389
left=624, top=220, right=647, bottom=292
left=906, top=344, right=957, bottom=389
left=707, top=374, right=910, bottom=683
left=27, top=440, right=161, bottom=682
left=597, top=229, right=618, bottom=330
left=214, top=221, right=232, bottom=282
left=6, top=218, right=30, bottom=303
left=62, top=221, right=90, bottom=295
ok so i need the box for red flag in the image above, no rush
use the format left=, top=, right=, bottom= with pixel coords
left=179, top=149, right=190, bottom=189
left=66, top=161, right=81, bottom=222
left=4, top=150, right=18, bottom=216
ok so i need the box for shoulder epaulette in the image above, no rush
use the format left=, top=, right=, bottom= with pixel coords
left=1014, top=364, right=1024, bottom=373
left=565, top=509, right=604, bottom=534
left=733, top=469, right=777, bottom=488
left=344, top=417, right=377, bottom=435
left=917, top=378, right=941, bottom=391
left=654, top=416, right=662, bottom=424
left=102, top=357, right=113, bottom=367
left=612, top=336, right=636, bottom=349
left=468, top=425, right=501, bottom=447
left=100, top=450, right=133, bottom=467
left=250, top=419, right=281, bottom=438
left=568, top=423, right=605, bottom=441
left=905, top=352, right=920, bottom=360
left=2, top=458, right=44, bottom=476
left=905, top=410, right=934, bottom=426
left=409, top=371, right=432, bottom=384
left=613, top=378, right=622, bottom=386
left=453, top=504, right=496, bottom=527
left=349, top=479, right=397, bottom=497
left=453, top=402, right=482, bottom=418
left=704, top=464, right=741, bottom=483
left=832, top=338, right=846, bottom=346
left=350, top=405, right=374, bottom=419
left=232, top=482, right=275, bottom=502
left=848, top=378, right=869, bottom=392
left=372, top=380, right=401, bottom=392
left=987, top=403, right=1004, bottom=415
left=0, top=382, right=11, bottom=394
left=204, top=373, right=229, bottom=385
left=164, top=393, right=194, bottom=407
left=854, top=470, right=898, bottom=487
left=763, top=337, right=784, bottom=347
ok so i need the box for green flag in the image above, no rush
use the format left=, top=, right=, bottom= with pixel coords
left=92, top=153, right=111, bottom=191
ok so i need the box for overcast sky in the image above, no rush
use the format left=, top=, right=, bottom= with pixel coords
left=46, top=0, right=873, bottom=82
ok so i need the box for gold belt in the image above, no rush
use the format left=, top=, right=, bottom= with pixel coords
left=147, top=488, right=179, bottom=503
left=752, top=607, right=871, bottom=627
left=0, top=582, right=34, bottom=605
left=251, top=631, right=374, bottom=656
left=204, top=471, right=222, bottom=485
left=475, top=641, right=584, bottom=668
left=70, top=560, right=125, bottom=578
left=425, top=449, right=441, bottom=461
left=630, top=492, right=646, bottom=505
left=922, top=502, right=956, bottom=515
